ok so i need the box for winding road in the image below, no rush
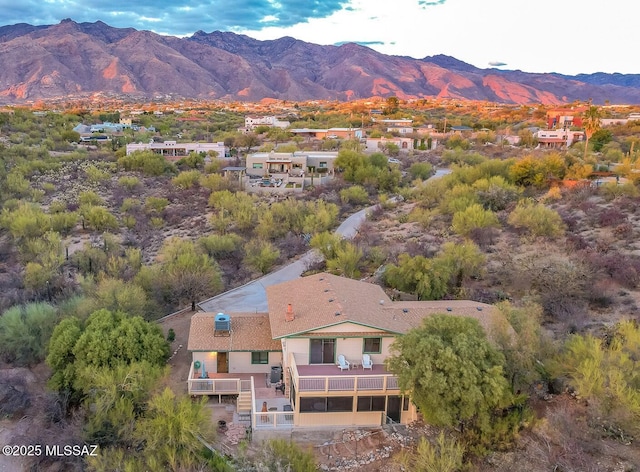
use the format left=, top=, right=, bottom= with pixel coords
left=197, top=168, right=451, bottom=314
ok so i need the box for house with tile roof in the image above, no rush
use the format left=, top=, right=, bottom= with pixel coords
left=187, top=273, right=502, bottom=429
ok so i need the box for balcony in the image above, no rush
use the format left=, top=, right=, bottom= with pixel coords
left=289, top=354, right=399, bottom=393
left=187, top=363, right=252, bottom=397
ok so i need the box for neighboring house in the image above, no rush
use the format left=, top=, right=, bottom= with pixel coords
left=365, top=137, right=414, bottom=152
left=243, top=115, right=290, bottom=131
left=373, top=119, right=413, bottom=127
left=125, top=141, right=227, bottom=160
left=290, top=128, right=363, bottom=140
left=386, top=126, right=414, bottom=134
left=546, top=107, right=586, bottom=129
left=536, top=129, right=584, bottom=148
left=187, top=273, right=502, bottom=430
left=450, top=125, right=474, bottom=134
left=246, top=151, right=338, bottom=176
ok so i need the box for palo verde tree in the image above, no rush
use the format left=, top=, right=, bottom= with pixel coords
left=386, top=315, right=512, bottom=432
left=46, top=308, right=169, bottom=398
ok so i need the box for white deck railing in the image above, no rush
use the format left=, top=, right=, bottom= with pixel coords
left=288, top=353, right=399, bottom=393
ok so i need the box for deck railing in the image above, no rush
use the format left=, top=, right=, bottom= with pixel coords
left=288, top=353, right=399, bottom=393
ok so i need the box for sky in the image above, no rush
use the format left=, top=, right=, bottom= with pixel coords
left=0, top=0, right=636, bottom=75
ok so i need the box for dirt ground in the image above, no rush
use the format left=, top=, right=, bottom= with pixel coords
left=159, top=308, right=194, bottom=395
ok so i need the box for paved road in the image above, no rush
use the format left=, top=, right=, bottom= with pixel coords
left=197, top=169, right=451, bottom=314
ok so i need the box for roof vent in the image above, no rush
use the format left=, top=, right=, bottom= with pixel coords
left=477, top=306, right=483, bottom=311
left=329, top=298, right=334, bottom=302
left=379, top=300, right=385, bottom=305
left=446, top=307, right=452, bottom=312
left=335, top=311, right=341, bottom=316
left=324, top=289, right=329, bottom=292
left=402, top=308, right=408, bottom=313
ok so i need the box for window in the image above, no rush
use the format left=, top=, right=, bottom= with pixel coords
left=357, top=396, right=386, bottom=412
left=251, top=351, right=268, bottom=364
left=300, top=397, right=353, bottom=413
left=252, top=163, right=263, bottom=169
left=319, top=161, right=327, bottom=168
left=363, top=337, right=381, bottom=354
left=310, top=339, right=335, bottom=364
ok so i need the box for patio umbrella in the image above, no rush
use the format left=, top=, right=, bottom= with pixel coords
left=201, top=361, right=206, bottom=379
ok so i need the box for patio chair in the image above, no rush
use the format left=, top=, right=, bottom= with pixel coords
left=362, top=354, right=373, bottom=370
left=337, top=354, right=350, bottom=371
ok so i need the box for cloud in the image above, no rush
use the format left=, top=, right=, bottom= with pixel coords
left=334, top=40, right=385, bottom=47
left=489, top=61, right=507, bottom=67
left=418, top=0, right=448, bottom=6
left=0, top=0, right=350, bottom=36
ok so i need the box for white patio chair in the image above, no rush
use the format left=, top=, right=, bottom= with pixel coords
left=337, top=354, right=350, bottom=371
left=362, top=354, right=373, bottom=370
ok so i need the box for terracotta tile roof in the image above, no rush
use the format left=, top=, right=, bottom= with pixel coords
left=188, top=312, right=281, bottom=352
left=266, top=273, right=501, bottom=338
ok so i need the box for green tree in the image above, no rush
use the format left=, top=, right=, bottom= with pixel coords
left=326, top=242, right=364, bottom=278
left=582, top=105, right=602, bottom=160
left=384, top=96, right=400, bottom=115
left=172, top=170, right=201, bottom=189
left=82, top=206, right=119, bottom=232
left=384, top=254, right=450, bottom=300
left=158, top=238, right=224, bottom=310
left=492, top=301, right=548, bottom=391
left=438, top=240, right=485, bottom=289
left=553, top=320, right=640, bottom=435
left=507, top=200, right=564, bottom=238
left=451, top=204, right=500, bottom=237
left=46, top=309, right=169, bottom=395
left=132, top=388, right=214, bottom=472
left=409, top=162, right=433, bottom=180
left=339, top=185, right=369, bottom=205
left=387, top=315, right=512, bottom=430
left=0, top=302, right=58, bottom=365
left=243, top=239, right=280, bottom=274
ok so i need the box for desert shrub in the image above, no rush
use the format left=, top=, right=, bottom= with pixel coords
left=50, top=211, right=78, bottom=235
left=171, top=170, right=201, bottom=189
left=600, top=182, right=639, bottom=200
left=451, top=204, right=500, bottom=237
left=597, top=207, right=626, bottom=227
left=120, top=197, right=141, bottom=213
left=85, top=165, right=111, bottom=183
left=508, top=200, right=564, bottom=238
left=198, top=234, right=242, bottom=259
left=42, top=182, right=56, bottom=193
left=0, top=302, right=58, bottom=365
left=243, top=239, right=280, bottom=274
left=199, top=173, right=228, bottom=191
left=408, top=162, right=433, bottom=180
left=339, top=185, right=369, bottom=205
left=145, top=196, right=169, bottom=214
left=118, top=175, right=140, bottom=190
left=82, top=206, right=118, bottom=231
left=398, top=433, right=466, bottom=472
left=78, top=190, right=105, bottom=207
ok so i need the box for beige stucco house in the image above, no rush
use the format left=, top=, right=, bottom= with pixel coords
left=187, top=273, right=501, bottom=430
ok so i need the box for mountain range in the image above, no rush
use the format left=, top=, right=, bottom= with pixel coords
left=1, top=19, right=639, bottom=105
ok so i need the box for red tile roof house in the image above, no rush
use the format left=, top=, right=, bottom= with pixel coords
left=187, top=273, right=504, bottom=431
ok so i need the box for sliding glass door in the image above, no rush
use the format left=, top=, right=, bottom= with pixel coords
left=309, top=338, right=335, bottom=364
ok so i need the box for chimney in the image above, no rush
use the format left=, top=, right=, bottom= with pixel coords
left=285, top=303, right=295, bottom=322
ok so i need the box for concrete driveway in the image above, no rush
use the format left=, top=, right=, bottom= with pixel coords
left=197, top=169, right=450, bottom=314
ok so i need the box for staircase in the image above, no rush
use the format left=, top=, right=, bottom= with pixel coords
left=236, top=391, right=252, bottom=422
